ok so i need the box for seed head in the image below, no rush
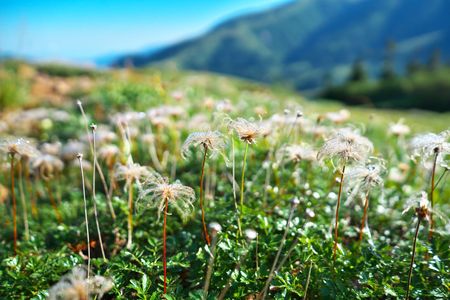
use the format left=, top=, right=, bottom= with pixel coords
left=41, top=142, right=62, bottom=156
left=346, top=161, right=384, bottom=193
left=209, top=222, right=222, bottom=233
left=291, top=197, right=300, bottom=207
left=0, top=137, right=39, bottom=158
left=278, top=144, right=316, bottom=163
left=317, top=128, right=373, bottom=163
left=388, top=119, right=410, bottom=137
left=228, top=118, right=261, bottom=144
left=244, top=229, right=258, bottom=240
left=181, top=131, right=226, bottom=159
left=138, top=172, right=196, bottom=221
left=115, top=163, right=155, bottom=185
left=402, top=191, right=430, bottom=221
left=410, top=130, right=449, bottom=165
left=32, top=154, right=64, bottom=181
left=98, top=145, right=120, bottom=168
left=325, top=109, right=350, bottom=124
left=62, top=140, right=86, bottom=161
left=48, top=266, right=113, bottom=300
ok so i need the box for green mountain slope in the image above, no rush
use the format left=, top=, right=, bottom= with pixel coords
left=113, top=0, right=450, bottom=90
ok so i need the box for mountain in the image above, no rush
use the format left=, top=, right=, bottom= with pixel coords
left=96, top=45, right=164, bottom=68
left=112, top=0, right=450, bottom=90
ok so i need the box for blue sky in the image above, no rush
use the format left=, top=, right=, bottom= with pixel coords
left=0, top=0, right=288, bottom=63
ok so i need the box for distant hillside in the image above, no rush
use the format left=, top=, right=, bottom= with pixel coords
left=112, top=0, right=450, bottom=91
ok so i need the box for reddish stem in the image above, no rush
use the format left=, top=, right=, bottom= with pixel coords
left=200, top=146, right=211, bottom=245
left=359, top=191, right=370, bottom=241
left=333, top=164, right=346, bottom=261
left=11, top=154, right=17, bottom=255
left=163, top=196, right=168, bottom=294
left=45, top=181, right=62, bottom=224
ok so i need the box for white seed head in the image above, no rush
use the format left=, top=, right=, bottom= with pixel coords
left=114, top=163, right=155, bottom=184
left=388, top=119, right=410, bottom=137
left=98, top=144, right=120, bottom=166
left=346, top=162, right=384, bottom=193
left=317, top=128, right=373, bottom=163
left=325, top=109, right=351, bottom=124
left=278, top=144, right=316, bottom=163
left=62, top=140, right=86, bottom=161
left=48, top=266, right=113, bottom=300
left=291, top=197, right=300, bottom=206
left=138, top=172, right=196, bottom=221
left=403, top=191, right=430, bottom=220
left=209, top=222, right=222, bottom=233
left=244, top=229, right=258, bottom=240
left=181, top=131, right=226, bottom=159
left=228, top=118, right=261, bottom=144
left=40, top=142, right=62, bottom=156
left=0, top=137, right=39, bottom=158
left=410, top=130, right=449, bottom=165
left=32, top=154, right=64, bottom=181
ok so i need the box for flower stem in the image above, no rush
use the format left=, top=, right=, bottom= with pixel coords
left=24, top=158, right=37, bottom=218
left=428, top=151, right=438, bottom=240
left=260, top=201, right=297, bottom=299
left=78, top=155, right=91, bottom=280
left=359, top=191, right=370, bottom=241
left=406, top=216, right=421, bottom=300
left=77, top=101, right=115, bottom=220
left=45, top=180, right=62, bottom=224
left=239, top=143, right=249, bottom=230
left=231, top=137, right=242, bottom=237
left=126, top=179, right=134, bottom=249
left=18, top=159, right=29, bottom=241
left=202, top=230, right=219, bottom=300
left=163, top=196, right=169, bottom=294
left=303, top=261, right=313, bottom=300
left=92, top=128, right=107, bottom=260
left=10, top=153, right=17, bottom=255
left=199, top=146, right=211, bottom=245
left=333, top=163, right=346, bottom=261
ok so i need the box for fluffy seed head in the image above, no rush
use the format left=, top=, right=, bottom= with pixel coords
left=346, top=162, right=384, bottom=193
left=48, top=266, right=113, bottom=300
left=410, top=130, right=449, bottom=165
left=138, top=172, right=196, bottom=221
left=98, top=145, right=120, bottom=168
left=317, top=128, right=373, bottom=163
left=325, top=109, right=351, bottom=124
left=229, top=118, right=261, bottom=144
left=0, top=137, right=39, bottom=158
left=32, top=154, right=64, bottom=181
left=388, top=119, right=410, bottom=137
left=402, top=191, right=430, bottom=221
left=62, top=140, right=86, bottom=161
left=114, top=163, right=154, bottom=184
left=209, top=222, right=222, bottom=233
left=244, top=229, right=258, bottom=240
left=41, top=142, right=62, bottom=156
left=278, top=144, right=316, bottom=163
left=291, top=197, right=300, bottom=206
left=181, top=131, right=226, bottom=159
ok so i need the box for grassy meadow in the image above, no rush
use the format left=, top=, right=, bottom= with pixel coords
left=0, top=61, right=449, bottom=299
